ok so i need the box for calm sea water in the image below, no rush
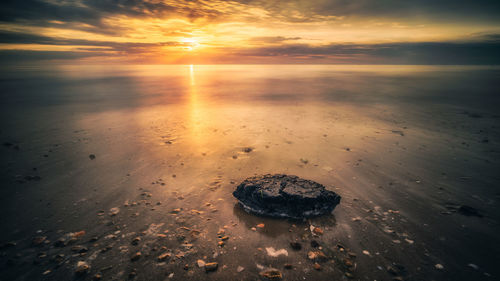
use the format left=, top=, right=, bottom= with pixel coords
left=1, top=65, right=499, bottom=113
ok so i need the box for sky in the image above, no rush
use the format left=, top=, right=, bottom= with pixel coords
left=1, top=0, right=500, bottom=64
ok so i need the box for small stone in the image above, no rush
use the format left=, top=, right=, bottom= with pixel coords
left=171, top=208, right=181, bottom=214
left=109, top=207, right=120, bottom=216
left=243, top=147, right=253, bottom=153
left=197, top=260, right=206, bottom=267
left=184, top=264, right=189, bottom=270
left=467, top=263, right=479, bottom=270
left=308, top=251, right=327, bottom=261
left=256, top=223, right=265, bottom=228
left=251, top=227, right=257, bottom=231
left=42, top=270, right=51, bottom=275
left=345, top=272, right=354, bottom=278
left=343, top=258, right=354, bottom=267
left=129, top=269, right=137, bottom=279
left=289, top=241, right=302, bottom=250
left=310, top=240, right=319, bottom=248
left=92, top=273, right=102, bottom=280
left=75, top=261, right=90, bottom=274
left=205, top=262, right=218, bottom=272
left=32, top=236, right=47, bottom=246
left=313, top=263, right=321, bottom=270
left=131, top=252, right=141, bottom=261
left=221, top=236, right=229, bottom=241
left=362, top=250, right=370, bottom=256
left=435, top=264, right=444, bottom=270
left=259, top=269, right=282, bottom=280
left=71, top=245, right=88, bottom=253
left=131, top=237, right=141, bottom=245
left=218, top=241, right=225, bottom=247
left=312, top=226, right=323, bottom=235
left=237, top=266, right=245, bottom=272
left=89, top=154, right=96, bottom=160
left=158, top=252, right=171, bottom=261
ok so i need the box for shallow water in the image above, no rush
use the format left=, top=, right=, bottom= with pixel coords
left=0, top=65, right=499, bottom=280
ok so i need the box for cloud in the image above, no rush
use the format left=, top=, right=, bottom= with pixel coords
left=232, top=39, right=500, bottom=64
left=236, top=0, right=500, bottom=22
left=249, top=36, right=302, bottom=43
left=0, top=30, right=190, bottom=53
left=0, top=49, right=108, bottom=62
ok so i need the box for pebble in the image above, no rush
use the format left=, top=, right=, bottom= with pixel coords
left=259, top=269, right=282, bottom=280
left=109, top=207, right=120, bottom=216
left=467, top=263, right=479, bottom=270
left=131, top=252, right=141, bottom=261
left=32, top=236, right=47, bottom=246
left=256, top=223, right=265, bottom=228
left=129, top=269, right=137, bottom=278
left=197, top=260, right=206, bottom=267
left=237, top=265, right=245, bottom=272
left=312, top=226, right=323, bottom=235
left=435, top=264, right=444, bottom=270
left=158, top=252, right=171, bottom=261
left=75, top=261, right=90, bottom=274
left=362, top=250, right=370, bottom=256
left=71, top=245, right=88, bottom=253
left=313, top=263, right=321, bottom=270
left=205, top=262, right=218, bottom=272
left=308, top=251, right=327, bottom=261
left=131, top=237, right=141, bottom=245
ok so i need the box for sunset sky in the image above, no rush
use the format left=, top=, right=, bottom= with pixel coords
left=1, top=0, right=500, bottom=64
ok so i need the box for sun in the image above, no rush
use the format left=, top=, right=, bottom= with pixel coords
left=181, top=38, right=200, bottom=51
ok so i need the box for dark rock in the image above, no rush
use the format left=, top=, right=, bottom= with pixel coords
left=233, top=174, right=341, bottom=219
left=89, top=154, right=96, bottom=160
left=310, top=240, right=320, bottom=248
left=289, top=241, right=302, bottom=250
left=458, top=205, right=482, bottom=217
left=205, top=262, right=218, bottom=272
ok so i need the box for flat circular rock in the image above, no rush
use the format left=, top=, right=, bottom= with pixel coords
left=233, top=174, right=341, bottom=219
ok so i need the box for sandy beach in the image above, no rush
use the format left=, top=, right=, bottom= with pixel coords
left=0, top=64, right=499, bottom=281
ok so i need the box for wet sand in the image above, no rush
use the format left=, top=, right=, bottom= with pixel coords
left=0, top=65, right=499, bottom=280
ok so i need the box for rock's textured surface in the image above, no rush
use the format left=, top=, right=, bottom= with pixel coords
left=233, top=174, right=341, bottom=219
